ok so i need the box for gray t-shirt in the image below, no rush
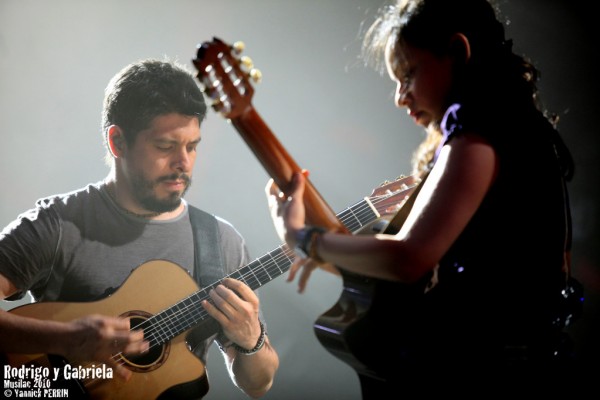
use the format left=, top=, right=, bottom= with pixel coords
left=0, top=180, right=250, bottom=362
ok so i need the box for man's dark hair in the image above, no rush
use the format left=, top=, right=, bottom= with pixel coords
left=102, top=58, right=207, bottom=152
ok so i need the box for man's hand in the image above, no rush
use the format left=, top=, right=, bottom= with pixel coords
left=65, top=315, right=149, bottom=381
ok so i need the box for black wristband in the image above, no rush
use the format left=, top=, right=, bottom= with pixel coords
left=294, top=226, right=326, bottom=262
left=231, top=320, right=266, bottom=355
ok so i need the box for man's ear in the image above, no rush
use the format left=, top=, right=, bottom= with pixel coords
left=449, top=33, right=471, bottom=64
left=107, top=125, right=126, bottom=158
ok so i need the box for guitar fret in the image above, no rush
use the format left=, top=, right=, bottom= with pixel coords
left=338, top=208, right=360, bottom=232
left=246, top=267, right=261, bottom=289
left=164, top=302, right=184, bottom=341
left=230, top=268, right=245, bottom=283
left=177, top=296, right=200, bottom=334
left=151, top=313, right=170, bottom=344
left=338, top=198, right=378, bottom=232
left=262, top=263, right=273, bottom=281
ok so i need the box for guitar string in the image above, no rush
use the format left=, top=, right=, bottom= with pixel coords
left=78, top=186, right=414, bottom=385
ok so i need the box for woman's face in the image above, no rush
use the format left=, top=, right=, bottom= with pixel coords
left=385, top=39, right=455, bottom=128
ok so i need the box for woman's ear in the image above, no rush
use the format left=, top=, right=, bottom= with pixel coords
left=449, top=33, right=471, bottom=64
left=107, top=125, right=126, bottom=158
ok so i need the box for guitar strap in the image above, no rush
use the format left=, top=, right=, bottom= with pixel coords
left=188, top=205, right=225, bottom=287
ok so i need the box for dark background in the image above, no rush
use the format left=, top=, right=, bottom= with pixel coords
left=1, top=1, right=597, bottom=398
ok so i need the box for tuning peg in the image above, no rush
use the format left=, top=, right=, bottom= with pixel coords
left=239, top=55, right=261, bottom=83
left=250, top=68, right=262, bottom=83
left=240, top=55, right=254, bottom=69
left=232, top=41, right=245, bottom=54
left=211, top=97, right=232, bottom=117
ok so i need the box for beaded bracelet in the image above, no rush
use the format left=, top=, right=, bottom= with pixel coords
left=231, top=320, right=266, bottom=356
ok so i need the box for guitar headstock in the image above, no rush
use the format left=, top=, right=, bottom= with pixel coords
left=192, top=37, right=262, bottom=119
left=371, top=175, right=418, bottom=196
left=369, top=175, right=420, bottom=217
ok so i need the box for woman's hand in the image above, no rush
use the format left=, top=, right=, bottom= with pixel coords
left=264, top=171, right=308, bottom=247
left=265, top=171, right=339, bottom=292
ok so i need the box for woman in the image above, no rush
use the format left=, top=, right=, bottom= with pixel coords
left=267, top=0, right=580, bottom=385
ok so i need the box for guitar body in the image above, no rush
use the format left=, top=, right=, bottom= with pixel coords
left=5, top=260, right=210, bottom=400
left=314, top=181, right=428, bottom=392
left=315, top=273, right=427, bottom=384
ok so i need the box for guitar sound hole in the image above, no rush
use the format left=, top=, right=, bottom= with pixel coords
left=118, top=313, right=170, bottom=373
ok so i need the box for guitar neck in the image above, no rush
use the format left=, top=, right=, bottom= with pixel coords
left=232, top=107, right=348, bottom=232
left=143, top=193, right=382, bottom=344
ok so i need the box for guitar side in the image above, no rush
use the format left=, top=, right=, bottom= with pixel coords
left=314, top=273, right=428, bottom=381
left=5, top=260, right=209, bottom=400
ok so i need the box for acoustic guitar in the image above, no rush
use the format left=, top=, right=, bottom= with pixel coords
left=192, top=37, right=423, bottom=396
left=2, top=176, right=416, bottom=399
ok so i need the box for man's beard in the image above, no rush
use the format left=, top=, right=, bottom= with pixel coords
left=130, top=172, right=192, bottom=213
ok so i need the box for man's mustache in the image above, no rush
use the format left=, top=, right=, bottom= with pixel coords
left=157, top=173, right=191, bottom=185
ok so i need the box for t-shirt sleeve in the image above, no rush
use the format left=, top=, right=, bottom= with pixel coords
left=0, top=202, right=61, bottom=299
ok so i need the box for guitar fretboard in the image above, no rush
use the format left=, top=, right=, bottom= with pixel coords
left=138, top=195, right=382, bottom=346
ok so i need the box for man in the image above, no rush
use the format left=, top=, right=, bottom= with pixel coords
left=0, top=59, right=279, bottom=399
